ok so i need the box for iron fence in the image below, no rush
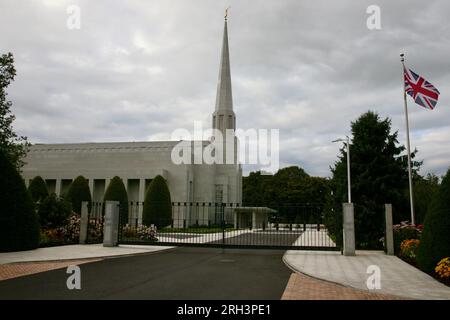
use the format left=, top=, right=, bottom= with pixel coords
left=117, top=202, right=339, bottom=250
left=86, top=202, right=104, bottom=244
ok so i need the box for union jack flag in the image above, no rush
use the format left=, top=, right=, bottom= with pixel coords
left=404, top=67, right=440, bottom=110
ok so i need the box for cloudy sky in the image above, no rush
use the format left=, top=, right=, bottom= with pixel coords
left=1, top=0, right=449, bottom=177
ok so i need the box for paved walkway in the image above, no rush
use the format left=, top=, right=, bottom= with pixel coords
left=0, top=244, right=173, bottom=264
left=0, top=259, right=101, bottom=281
left=282, top=272, right=407, bottom=300
left=283, top=250, right=450, bottom=300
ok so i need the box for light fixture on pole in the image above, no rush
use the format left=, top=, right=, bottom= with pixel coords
left=332, top=136, right=352, bottom=204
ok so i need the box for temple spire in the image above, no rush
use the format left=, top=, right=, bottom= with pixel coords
left=213, top=11, right=235, bottom=132
left=215, top=13, right=233, bottom=112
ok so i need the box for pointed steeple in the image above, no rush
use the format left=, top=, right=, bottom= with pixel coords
left=213, top=14, right=236, bottom=132
left=215, top=18, right=233, bottom=112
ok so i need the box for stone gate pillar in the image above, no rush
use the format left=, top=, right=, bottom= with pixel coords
left=342, top=203, right=355, bottom=256
left=79, top=201, right=89, bottom=244
left=103, top=200, right=120, bottom=247
left=385, top=204, right=394, bottom=255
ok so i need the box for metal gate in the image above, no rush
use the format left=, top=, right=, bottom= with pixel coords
left=86, top=202, right=104, bottom=244
left=117, top=202, right=340, bottom=251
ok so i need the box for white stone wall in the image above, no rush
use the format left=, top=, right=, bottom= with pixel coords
left=22, top=140, right=243, bottom=224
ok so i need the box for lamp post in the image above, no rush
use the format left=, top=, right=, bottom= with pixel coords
left=333, top=136, right=351, bottom=203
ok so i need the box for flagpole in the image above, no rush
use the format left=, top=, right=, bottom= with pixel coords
left=400, top=53, right=415, bottom=225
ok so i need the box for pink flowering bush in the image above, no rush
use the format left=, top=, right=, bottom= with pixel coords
left=87, top=218, right=103, bottom=243
left=122, top=224, right=158, bottom=242
left=40, top=213, right=80, bottom=247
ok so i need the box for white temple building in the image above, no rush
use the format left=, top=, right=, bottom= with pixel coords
left=21, top=18, right=243, bottom=225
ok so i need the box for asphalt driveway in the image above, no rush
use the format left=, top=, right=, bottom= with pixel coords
left=0, top=247, right=292, bottom=299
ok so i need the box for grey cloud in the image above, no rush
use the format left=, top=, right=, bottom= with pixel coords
left=1, top=0, right=449, bottom=176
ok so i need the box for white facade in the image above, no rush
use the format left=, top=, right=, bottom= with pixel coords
left=21, top=18, right=242, bottom=225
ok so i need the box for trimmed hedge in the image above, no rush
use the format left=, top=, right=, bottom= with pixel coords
left=28, top=176, right=49, bottom=203
left=66, top=176, right=91, bottom=214
left=142, top=175, right=172, bottom=228
left=417, top=168, right=450, bottom=273
left=0, top=149, right=40, bottom=252
left=104, top=176, right=129, bottom=223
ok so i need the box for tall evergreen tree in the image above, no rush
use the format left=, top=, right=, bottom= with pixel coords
left=0, top=149, right=40, bottom=252
left=417, top=168, right=450, bottom=273
left=28, top=176, right=49, bottom=203
left=0, top=52, right=30, bottom=170
left=329, top=111, right=420, bottom=249
left=413, top=173, right=440, bottom=225
left=66, top=176, right=91, bottom=214
left=142, top=175, right=172, bottom=228
left=104, top=176, right=129, bottom=223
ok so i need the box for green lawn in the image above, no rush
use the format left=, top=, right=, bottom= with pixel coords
left=158, top=227, right=236, bottom=234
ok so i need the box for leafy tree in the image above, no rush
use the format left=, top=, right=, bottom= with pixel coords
left=28, top=176, right=49, bottom=203
left=270, top=166, right=310, bottom=206
left=243, top=167, right=330, bottom=223
left=242, top=171, right=272, bottom=206
left=38, top=193, right=72, bottom=228
left=142, top=175, right=172, bottom=228
left=104, top=176, right=129, bottom=224
left=0, top=149, right=40, bottom=252
left=66, top=176, right=91, bottom=214
left=0, top=52, right=30, bottom=170
left=329, top=111, right=419, bottom=249
left=417, top=168, right=450, bottom=273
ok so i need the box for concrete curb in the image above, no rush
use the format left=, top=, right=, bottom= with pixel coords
left=0, top=245, right=176, bottom=265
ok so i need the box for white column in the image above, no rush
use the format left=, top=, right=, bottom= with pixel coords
left=88, top=178, right=94, bottom=198
left=55, top=179, right=61, bottom=197
left=138, top=178, right=145, bottom=225
left=105, top=178, right=111, bottom=192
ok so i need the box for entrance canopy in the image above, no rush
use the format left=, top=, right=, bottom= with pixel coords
left=226, top=207, right=276, bottom=229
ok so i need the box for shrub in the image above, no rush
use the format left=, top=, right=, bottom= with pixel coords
left=66, top=176, right=91, bottom=214
left=39, top=213, right=80, bottom=247
left=417, top=168, right=450, bottom=273
left=28, top=176, right=49, bottom=203
left=87, top=219, right=103, bottom=243
left=400, top=239, right=420, bottom=264
left=65, top=213, right=80, bottom=242
left=122, top=225, right=157, bottom=241
left=0, top=149, right=40, bottom=252
left=104, top=176, right=128, bottom=223
left=137, top=225, right=157, bottom=241
left=142, top=175, right=172, bottom=228
left=393, top=221, right=422, bottom=254
left=122, top=225, right=138, bottom=238
left=38, top=193, right=72, bottom=228
left=435, top=257, right=450, bottom=286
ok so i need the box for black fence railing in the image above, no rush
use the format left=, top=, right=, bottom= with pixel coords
left=117, top=202, right=339, bottom=250
left=86, top=202, right=104, bottom=244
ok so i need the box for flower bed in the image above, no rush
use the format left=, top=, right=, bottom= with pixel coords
left=122, top=224, right=158, bottom=242
left=399, top=239, right=420, bottom=266
left=393, top=221, right=423, bottom=254
left=435, top=257, right=450, bottom=286
left=39, top=213, right=80, bottom=247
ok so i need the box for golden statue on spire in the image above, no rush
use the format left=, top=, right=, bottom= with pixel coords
left=225, top=6, right=230, bottom=20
